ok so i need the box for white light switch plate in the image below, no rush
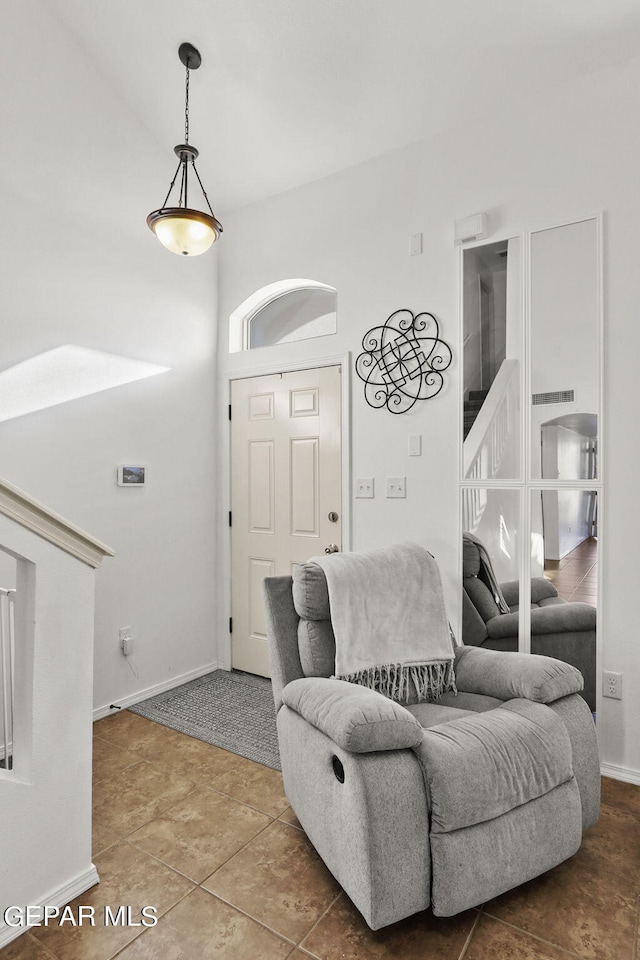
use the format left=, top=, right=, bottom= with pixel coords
left=355, top=478, right=375, bottom=498
left=409, top=435, right=422, bottom=456
left=386, top=477, right=406, bottom=498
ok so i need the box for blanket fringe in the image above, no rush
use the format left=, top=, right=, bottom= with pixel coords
left=338, top=660, right=457, bottom=703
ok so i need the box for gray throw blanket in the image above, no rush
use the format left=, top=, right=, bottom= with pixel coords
left=311, top=542, right=456, bottom=702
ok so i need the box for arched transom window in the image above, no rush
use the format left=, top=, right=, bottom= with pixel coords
left=229, top=279, right=337, bottom=352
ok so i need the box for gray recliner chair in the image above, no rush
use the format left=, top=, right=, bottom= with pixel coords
left=462, top=534, right=596, bottom=711
left=263, top=560, right=600, bottom=931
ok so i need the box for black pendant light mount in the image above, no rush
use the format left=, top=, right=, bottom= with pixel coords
left=147, top=42, right=223, bottom=256
left=178, top=41, right=201, bottom=70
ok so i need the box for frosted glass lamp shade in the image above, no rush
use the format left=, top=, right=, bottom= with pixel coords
left=147, top=207, right=222, bottom=256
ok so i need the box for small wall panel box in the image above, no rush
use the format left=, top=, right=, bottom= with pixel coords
left=454, top=212, right=488, bottom=246
left=117, top=465, right=146, bottom=486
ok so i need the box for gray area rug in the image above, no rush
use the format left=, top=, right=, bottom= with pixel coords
left=128, top=669, right=281, bottom=770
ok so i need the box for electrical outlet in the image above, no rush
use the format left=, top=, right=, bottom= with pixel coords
left=602, top=670, right=622, bottom=700
left=119, top=626, right=133, bottom=657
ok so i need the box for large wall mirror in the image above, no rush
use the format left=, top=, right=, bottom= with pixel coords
left=461, top=216, right=601, bottom=715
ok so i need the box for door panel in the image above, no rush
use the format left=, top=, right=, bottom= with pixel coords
left=248, top=441, right=274, bottom=533
left=248, top=392, right=275, bottom=419
left=231, top=365, right=342, bottom=676
left=290, top=438, right=319, bottom=536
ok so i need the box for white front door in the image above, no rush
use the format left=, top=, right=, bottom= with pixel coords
left=231, top=365, right=342, bottom=676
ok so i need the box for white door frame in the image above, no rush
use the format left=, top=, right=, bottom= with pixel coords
left=222, top=352, right=351, bottom=669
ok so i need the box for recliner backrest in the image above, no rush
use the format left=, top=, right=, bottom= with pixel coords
left=463, top=538, right=502, bottom=623
left=464, top=577, right=502, bottom=622
left=292, top=562, right=336, bottom=677
left=290, top=562, right=446, bottom=706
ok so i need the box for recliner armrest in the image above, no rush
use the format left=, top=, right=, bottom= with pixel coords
left=281, top=677, right=424, bottom=753
left=454, top=645, right=584, bottom=703
left=499, top=580, right=519, bottom=607
left=487, top=602, right=596, bottom=640
left=500, top=578, right=559, bottom=607
left=531, top=578, right=560, bottom=603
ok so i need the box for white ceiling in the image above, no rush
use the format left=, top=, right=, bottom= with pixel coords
left=7, top=0, right=640, bottom=215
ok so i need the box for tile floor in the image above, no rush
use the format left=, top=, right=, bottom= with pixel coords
left=3, top=710, right=639, bottom=960
left=544, top=537, right=598, bottom=606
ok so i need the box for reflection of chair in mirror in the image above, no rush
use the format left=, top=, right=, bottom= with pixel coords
left=462, top=533, right=596, bottom=711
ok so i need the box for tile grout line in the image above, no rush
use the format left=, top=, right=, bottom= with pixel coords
left=197, top=814, right=282, bottom=881
left=294, top=890, right=344, bottom=958
left=92, top=778, right=204, bottom=856
left=197, top=778, right=289, bottom=820
left=196, top=888, right=299, bottom=950
left=456, top=909, right=482, bottom=960
left=479, top=911, right=597, bottom=959
left=94, top=713, right=286, bottom=809
left=92, top=781, right=279, bottom=887
left=290, top=946, right=327, bottom=960
left=121, top=806, right=278, bottom=886
left=106, top=885, right=197, bottom=960
left=98, top=735, right=285, bottom=811
left=93, top=769, right=283, bottom=859
left=196, top=819, right=342, bottom=951
left=21, top=931, right=61, bottom=960
left=122, top=836, right=207, bottom=886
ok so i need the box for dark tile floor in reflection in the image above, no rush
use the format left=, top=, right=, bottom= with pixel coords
left=545, top=536, right=598, bottom=606
left=3, top=708, right=638, bottom=960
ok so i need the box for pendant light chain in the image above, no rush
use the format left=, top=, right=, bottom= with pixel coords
left=184, top=61, right=190, bottom=145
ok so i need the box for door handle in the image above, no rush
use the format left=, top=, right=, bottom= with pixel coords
left=324, top=544, right=340, bottom=554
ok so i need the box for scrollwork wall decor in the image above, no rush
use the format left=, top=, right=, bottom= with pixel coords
left=355, top=308, right=453, bottom=414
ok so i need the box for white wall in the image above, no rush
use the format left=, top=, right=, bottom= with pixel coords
left=0, top=551, right=16, bottom=590
left=0, top=4, right=220, bottom=714
left=218, top=55, right=640, bottom=779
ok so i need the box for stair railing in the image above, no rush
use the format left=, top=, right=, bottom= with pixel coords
left=0, top=588, right=15, bottom=771
left=464, top=359, right=519, bottom=481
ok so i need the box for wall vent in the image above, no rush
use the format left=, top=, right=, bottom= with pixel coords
left=532, top=389, right=574, bottom=405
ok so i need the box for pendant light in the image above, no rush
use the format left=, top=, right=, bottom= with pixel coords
left=147, top=43, right=222, bottom=256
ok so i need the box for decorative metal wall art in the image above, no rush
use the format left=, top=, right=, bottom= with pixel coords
left=355, top=309, right=453, bottom=414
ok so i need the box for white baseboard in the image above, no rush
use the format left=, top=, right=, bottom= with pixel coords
left=93, top=660, right=223, bottom=721
left=600, top=761, right=640, bottom=786
left=0, top=864, right=99, bottom=949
